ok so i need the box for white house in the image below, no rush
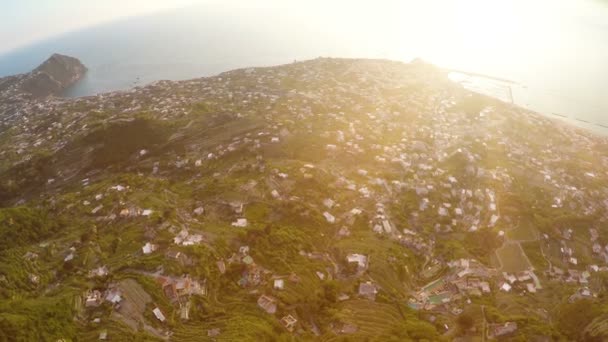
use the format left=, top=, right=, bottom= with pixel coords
left=153, top=307, right=166, bottom=322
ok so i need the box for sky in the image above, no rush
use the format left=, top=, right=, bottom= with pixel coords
left=2, top=0, right=607, bottom=81
left=0, top=0, right=200, bottom=54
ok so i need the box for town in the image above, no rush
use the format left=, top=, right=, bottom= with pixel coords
left=1, top=57, right=608, bottom=341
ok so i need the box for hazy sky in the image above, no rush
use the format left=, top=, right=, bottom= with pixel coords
left=2, top=0, right=607, bottom=76
left=0, top=0, right=199, bottom=54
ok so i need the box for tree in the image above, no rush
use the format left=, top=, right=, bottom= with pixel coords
left=456, top=312, right=475, bottom=331
left=322, top=281, right=338, bottom=303
left=556, top=299, right=601, bottom=340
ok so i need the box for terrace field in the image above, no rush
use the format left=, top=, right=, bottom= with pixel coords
left=496, top=242, right=532, bottom=273
left=506, top=221, right=539, bottom=241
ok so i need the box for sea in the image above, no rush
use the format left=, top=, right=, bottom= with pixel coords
left=1, top=1, right=607, bottom=134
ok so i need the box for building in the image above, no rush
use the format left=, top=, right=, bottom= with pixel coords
left=142, top=242, right=156, bottom=254
left=490, top=322, right=518, bottom=337
left=208, top=328, right=221, bottom=337
left=217, top=260, right=226, bottom=274
left=232, top=218, right=248, bottom=227
left=104, top=288, right=122, bottom=304
left=500, top=282, right=512, bottom=292
left=280, top=315, right=298, bottom=332
left=526, top=283, right=537, bottom=293
left=85, top=290, right=103, bottom=307
left=98, top=330, right=107, bottom=340
left=274, top=279, right=285, bottom=290
left=358, top=281, right=378, bottom=301
left=153, top=307, right=166, bottom=322
left=323, top=212, right=336, bottom=223
left=346, top=253, right=368, bottom=271
left=257, top=295, right=277, bottom=314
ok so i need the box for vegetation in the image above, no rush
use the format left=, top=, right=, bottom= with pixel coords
left=0, top=207, right=62, bottom=250
left=0, top=58, right=607, bottom=341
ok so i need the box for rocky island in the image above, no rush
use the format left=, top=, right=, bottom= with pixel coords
left=0, top=53, right=86, bottom=101
left=0, top=56, right=608, bottom=341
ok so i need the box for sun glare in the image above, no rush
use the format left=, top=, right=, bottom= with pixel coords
left=391, top=0, right=530, bottom=74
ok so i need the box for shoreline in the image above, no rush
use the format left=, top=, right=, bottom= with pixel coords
left=448, top=70, right=608, bottom=137
left=50, top=57, right=607, bottom=139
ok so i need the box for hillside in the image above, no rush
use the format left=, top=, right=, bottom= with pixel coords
left=0, top=57, right=608, bottom=341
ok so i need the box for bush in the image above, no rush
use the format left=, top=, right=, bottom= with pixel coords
left=0, top=207, right=62, bottom=251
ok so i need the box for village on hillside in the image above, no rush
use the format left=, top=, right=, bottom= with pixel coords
left=1, top=58, right=608, bottom=341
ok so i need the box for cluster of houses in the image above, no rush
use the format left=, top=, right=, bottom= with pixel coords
left=7, top=57, right=608, bottom=341
left=497, top=271, right=542, bottom=294
left=410, top=258, right=543, bottom=313
left=84, top=287, right=122, bottom=308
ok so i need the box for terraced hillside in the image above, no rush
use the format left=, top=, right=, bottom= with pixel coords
left=1, top=58, right=608, bottom=341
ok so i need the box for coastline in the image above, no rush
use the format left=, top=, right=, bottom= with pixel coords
left=44, top=57, right=608, bottom=140
left=448, top=71, right=608, bottom=137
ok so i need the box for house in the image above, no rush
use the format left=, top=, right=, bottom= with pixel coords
left=274, top=279, right=284, bottom=290
left=85, top=290, right=103, bottom=307
left=64, top=252, right=74, bottom=262
left=479, top=282, right=491, bottom=294
left=552, top=266, right=565, bottom=276
left=358, top=281, right=378, bottom=301
left=207, top=328, right=221, bottom=337
left=500, top=282, right=512, bottom=292
left=88, top=266, right=109, bottom=278
left=280, top=315, right=298, bottom=332
left=526, top=283, right=537, bottom=293
left=230, top=202, right=244, bottom=214
left=232, top=218, right=248, bottom=227
left=517, top=272, right=531, bottom=282
left=341, top=323, right=358, bottom=334
left=153, top=307, right=166, bottom=322
left=490, top=322, right=518, bottom=337
left=242, top=255, right=254, bottom=265
left=289, top=273, right=301, bottom=283
left=381, top=220, right=393, bottom=233
left=271, top=189, right=280, bottom=199
left=182, top=234, right=203, bottom=246
left=323, top=212, right=336, bottom=224
left=161, top=281, right=178, bottom=301
left=257, top=295, right=277, bottom=314
left=593, top=243, right=602, bottom=254
left=193, top=206, right=205, bottom=215
left=166, top=250, right=182, bottom=260
left=346, top=253, right=368, bottom=271
left=105, top=288, right=122, bottom=304
left=180, top=302, right=190, bottom=320
left=142, top=242, right=157, bottom=254
left=98, top=330, right=107, bottom=340
left=23, top=251, right=38, bottom=260
left=323, top=198, right=335, bottom=208
left=338, top=226, right=351, bottom=237
left=217, top=260, right=226, bottom=274
left=120, top=208, right=136, bottom=217
left=338, top=293, right=350, bottom=301
left=503, top=273, right=517, bottom=284
left=173, top=229, right=190, bottom=244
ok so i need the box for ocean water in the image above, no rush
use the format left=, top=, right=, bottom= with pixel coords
left=0, top=1, right=607, bottom=134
